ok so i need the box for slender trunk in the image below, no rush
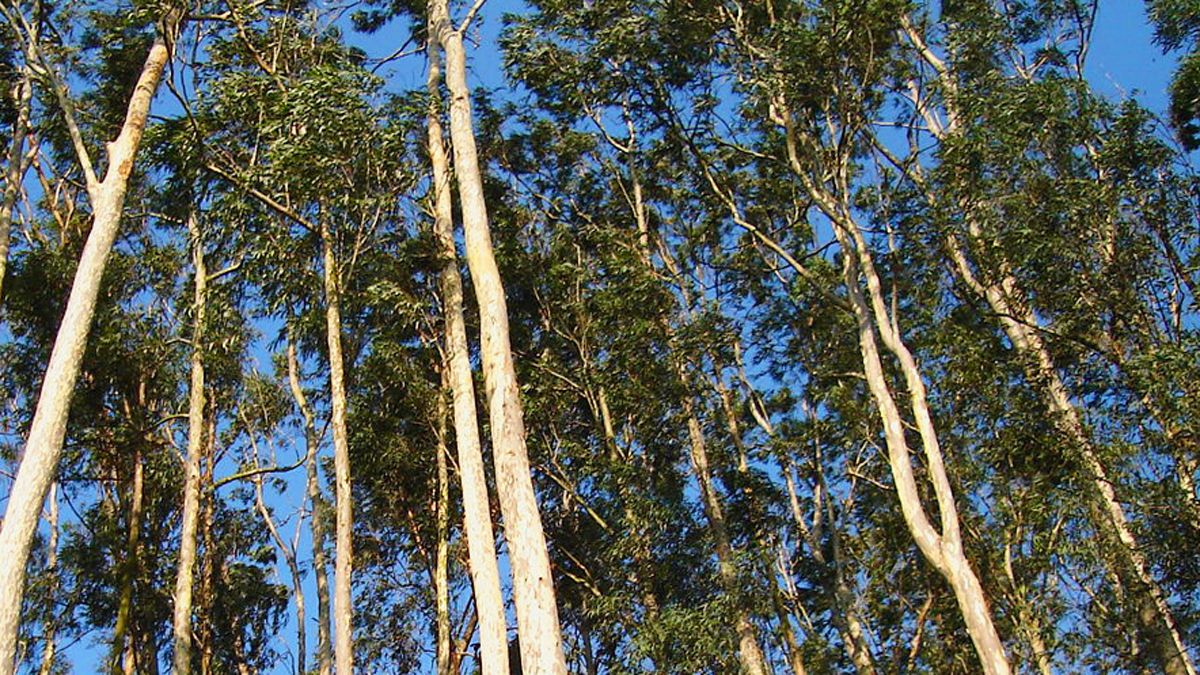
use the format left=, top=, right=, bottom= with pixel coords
left=253, top=467, right=306, bottom=675
left=830, top=215, right=1010, bottom=675
left=435, top=378, right=453, bottom=675
left=677, top=376, right=769, bottom=675
left=287, top=337, right=332, bottom=675
left=320, top=222, right=355, bottom=675
left=110, top=448, right=144, bottom=674
left=946, top=237, right=1195, bottom=675
left=173, top=212, right=207, bottom=675
left=0, top=66, right=32, bottom=304
left=36, top=483, right=58, bottom=675
left=425, top=22, right=510, bottom=675
left=0, top=25, right=175, bottom=671
left=432, top=2, right=568, bottom=672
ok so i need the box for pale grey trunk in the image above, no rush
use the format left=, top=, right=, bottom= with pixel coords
left=431, top=0, right=568, bottom=671
left=37, top=483, right=57, bottom=675
left=320, top=223, right=355, bottom=675
left=425, top=20, right=510, bottom=675
left=677, top=379, right=769, bottom=675
left=0, top=66, right=32, bottom=304
left=0, top=30, right=172, bottom=674
left=173, top=213, right=207, bottom=675
left=830, top=217, right=1010, bottom=675
left=287, top=337, right=333, bottom=675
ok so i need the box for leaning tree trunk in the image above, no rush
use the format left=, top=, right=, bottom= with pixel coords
left=286, top=336, right=332, bottom=675
left=172, top=212, right=208, bottom=675
left=894, top=18, right=1197, bottom=669
left=425, top=20, right=511, bottom=675
left=432, top=1, right=568, bottom=671
left=0, top=22, right=176, bottom=672
left=829, top=210, right=1011, bottom=675
left=320, top=221, right=355, bottom=675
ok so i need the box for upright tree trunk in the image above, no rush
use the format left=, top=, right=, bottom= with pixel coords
left=173, top=212, right=207, bottom=675
left=287, top=337, right=332, bottom=675
left=36, top=483, right=57, bottom=675
left=434, top=378, right=453, bottom=675
left=431, top=2, right=569, bottom=673
left=110, top=447, right=145, bottom=674
left=0, top=66, right=32, bottom=304
left=425, top=22, right=511, bottom=675
left=0, top=25, right=176, bottom=672
left=320, top=222, right=355, bottom=675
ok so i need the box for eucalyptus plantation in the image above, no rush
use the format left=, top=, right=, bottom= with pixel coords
left=0, top=1, right=1196, bottom=673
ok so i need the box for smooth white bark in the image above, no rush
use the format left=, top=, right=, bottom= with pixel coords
left=0, top=30, right=173, bottom=675
left=425, top=20, right=511, bottom=675
left=432, top=1, right=568, bottom=670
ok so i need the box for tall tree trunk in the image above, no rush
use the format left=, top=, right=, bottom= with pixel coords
left=110, top=447, right=145, bottom=674
left=829, top=211, right=1011, bottom=675
left=425, top=21, right=510, bottom=675
left=320, top=221, right=355, bottom=675
left=287, top=336, right=332, bottom=675
left=0, top=23, right=176, bottom=672
left=676, top=377, right=770, bottom=675
left=173, top=211, right=207, bottom=675
left=431, top=2, right=568, bottom=672
left=0, top=66, right=32, bottom=304
left=36, top=483, right=58, bottom=675
left=434, top=376, right=453, bottom=675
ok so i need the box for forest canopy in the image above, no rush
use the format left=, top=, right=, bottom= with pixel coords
left=0, top=0, right=1198, bottom=673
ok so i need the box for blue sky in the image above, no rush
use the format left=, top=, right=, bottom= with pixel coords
left=42, top=0, right=1190, bottom=673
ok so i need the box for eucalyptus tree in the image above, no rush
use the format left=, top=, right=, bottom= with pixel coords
left=428, top=0, right=570, bottom=671
left=0, top=0, right=182, bottom=668
left=189, top=9, right=413, bottom=670
left=425, top=14, right=510, bottom=673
